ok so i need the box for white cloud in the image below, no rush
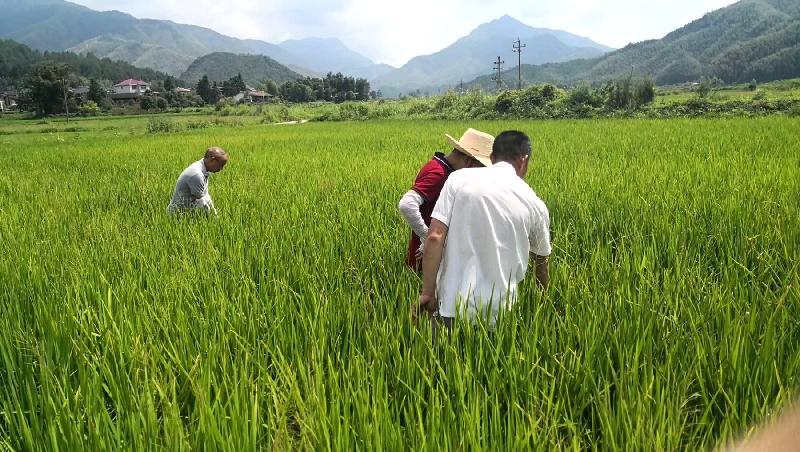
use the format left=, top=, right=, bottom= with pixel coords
left=68, top=0, right=738, bottom=66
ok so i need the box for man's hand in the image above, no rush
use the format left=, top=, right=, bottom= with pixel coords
left=411, top=293, right=438, bottom=326
left=532, top=254, right=550, bottom=290
left=414, top=219, right=448, bottom=326
left=414, top=242, right=425, bottom=268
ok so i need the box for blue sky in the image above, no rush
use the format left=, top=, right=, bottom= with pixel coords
left=69, top=0, right=738, bottom=66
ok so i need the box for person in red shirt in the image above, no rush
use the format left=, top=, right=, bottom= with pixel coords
left=398, top=128, right=494, bottom=271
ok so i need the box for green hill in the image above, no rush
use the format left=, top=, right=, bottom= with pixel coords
left=469, top=0, right=800, bottom=88
left=0, top=39, right=171, bottom=90
left=180, top=53, right=301, bottom=86
left=0, top=0, right=300, bottom=76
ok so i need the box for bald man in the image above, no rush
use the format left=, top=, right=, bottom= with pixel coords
left=167, top=147, right=229, bottom=215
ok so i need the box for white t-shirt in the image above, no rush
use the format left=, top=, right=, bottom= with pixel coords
left=167, top=159, right=215, bottom=213
left=430, top=161, right=551, bottom=324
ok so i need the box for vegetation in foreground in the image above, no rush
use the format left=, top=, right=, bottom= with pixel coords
left=0, top=117, right=798, bottom=449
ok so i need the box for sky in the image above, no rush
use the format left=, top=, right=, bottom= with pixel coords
left=68, top=0, right=739, bottom=67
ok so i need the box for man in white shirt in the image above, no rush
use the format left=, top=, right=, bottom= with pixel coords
left=167, top=147, right=229, bottom=215
left=412, top=130, right=551, bottom=328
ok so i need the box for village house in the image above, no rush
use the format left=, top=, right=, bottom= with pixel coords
left=71, top=86, right=90, bottom=95
left=110, top=79, right=150, bottom=101
left=0, top=92, right=18, bottom=112
left=233, top=89, right=273, bottom=104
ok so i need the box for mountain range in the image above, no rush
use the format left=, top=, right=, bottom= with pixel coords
left=469, top=0, right=800, bottom=88
left=373, top=16, right=611, bottom=94
left=3, top=0, right=798, bottom=93
left=2, top=0, right=613, bottom=92
left=1, top=0, right=388, bottom=79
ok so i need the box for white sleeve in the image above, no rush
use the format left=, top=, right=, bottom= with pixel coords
left=195, top=194, right=216, bottom=215
left=430, top=177, right=456, bottom=227
left=398, top=191, right=428, bottom=241
left=529, top=203, right=552, bottom=256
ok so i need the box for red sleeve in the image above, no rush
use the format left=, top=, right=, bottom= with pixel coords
left=411, top=162, right=446, bottom=203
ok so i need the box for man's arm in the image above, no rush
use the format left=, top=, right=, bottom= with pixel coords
left=398, top=191, right=428, bottom=246
left=412, top=219, right=448, bottom=323
left=186, top=173, right=208, bottom=200
left=531, top=254, right=549, bottom=290
left=528, top=202, right=551, bottom=290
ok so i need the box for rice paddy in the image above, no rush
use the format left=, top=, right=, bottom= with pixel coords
left=0, top=116, right=798, bottom=450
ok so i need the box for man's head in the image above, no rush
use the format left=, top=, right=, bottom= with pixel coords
left=444, top=128, right=495, bottom=170
left=491, top=131, right=531, bottom=178
left=203, top=147, right=229, bottom=173
left=447, top=148, right=484, bottom=170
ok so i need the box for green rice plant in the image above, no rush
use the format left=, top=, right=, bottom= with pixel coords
left=0, top=117, right=797, bottom=450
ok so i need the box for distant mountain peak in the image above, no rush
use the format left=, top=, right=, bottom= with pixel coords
left=472, top=15, right=530, bottom=34
left=280, top=36, right=345, bottom=46
left=373, top=15, right=612, bottom=93
left=490, top=15, right=525, bottom=25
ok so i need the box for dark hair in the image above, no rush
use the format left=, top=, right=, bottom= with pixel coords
left=491, top=131, right=531, bottom=162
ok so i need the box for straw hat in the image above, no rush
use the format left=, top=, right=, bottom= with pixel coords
left=445, top=128, right=494, bottom=167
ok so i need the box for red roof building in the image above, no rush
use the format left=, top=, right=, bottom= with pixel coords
left=112, top=79, right=150, bottom=98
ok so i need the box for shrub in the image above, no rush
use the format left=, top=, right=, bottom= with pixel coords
left=433, top=92, right=459, bottom=113
left=146, top=117, right=181, bottom=134
left=78, top=101, right=102, bottom=117
left=605, top=78, right=634, bottom=110
left=494, top=90, right=518, bottom=114
left=338, top=103, right=370, bottom=121
left=406, top=102, right=431, bottom=116
left=634, top=78, right=656, bottom=106
left=186, top=120, right=210, bottom=130
left=567, top=84, right=603, bottom=108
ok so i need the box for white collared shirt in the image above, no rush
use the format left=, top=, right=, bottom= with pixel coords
left=167, top=159, right=213, bottom=213
left=430, top=161, right=551, bottom=324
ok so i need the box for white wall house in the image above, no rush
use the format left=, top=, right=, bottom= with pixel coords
left=113, top=79, right=150, bottom=95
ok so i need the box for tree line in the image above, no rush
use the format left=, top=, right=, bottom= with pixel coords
left=194, top=72, right=373, bottom=104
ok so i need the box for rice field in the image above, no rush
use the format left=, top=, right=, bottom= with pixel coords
left=0, top=117, right=798, bottom=450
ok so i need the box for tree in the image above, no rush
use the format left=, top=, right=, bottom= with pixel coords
left=605, top=77, right=634, bottom=110
left=276, top=73, right=371, bottom=103
left=260, top=79, right=278, bottom=96
left=140, top=96, right=155, bottom=111
left=210, top=81, right=220, bottom=104
left=22, top=61, right=73, bottom=117
left=222, top=73, right=246, bottom=97
left=163, top=76, right=175, bottom=93
left=156, top=97, right=168, bottom=110
left=196, top=75, right=211, bottom=104
left=354, top=78, right=370, bottom=101
left=634, top=77, right=655, bottom=106
left=87, top=78, right=107, bottom=104
left=279, top=81, right=314, bottom=103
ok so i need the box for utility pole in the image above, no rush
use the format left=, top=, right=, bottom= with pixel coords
left=491, top=56, right=504, bottom=92
left=512, top=37, right=526, bottom=90
left=459, top=79, right=464, bottom=95
left=61, top=75, right=70, bottom=124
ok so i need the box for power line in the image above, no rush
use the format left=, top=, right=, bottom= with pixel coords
left=512, top=37, right=526, bottom=90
